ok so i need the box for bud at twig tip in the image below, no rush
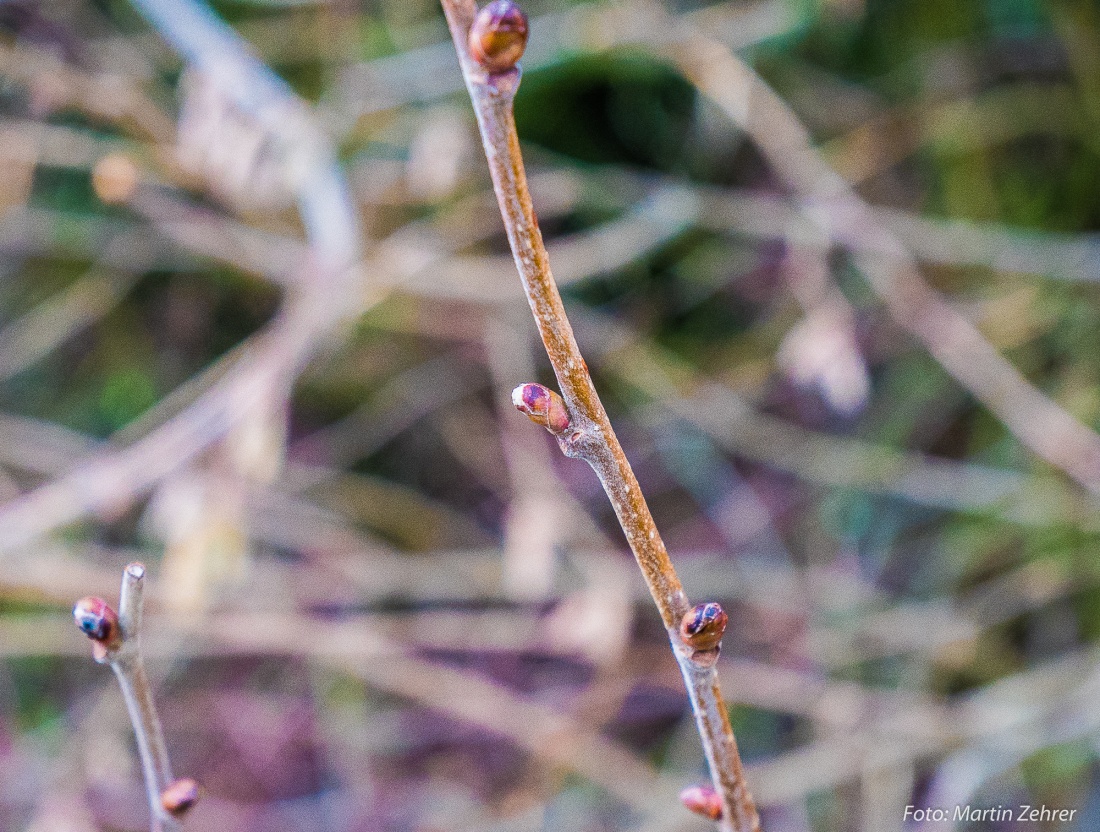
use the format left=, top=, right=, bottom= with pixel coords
left=469, top=0, right=528, bottom=73
left=512, top=383, right=571, bottom=434
left=73, top=597, right=120, bottom=645
left=161, top=777, right=202, bottom=817
left=680, top=784, right=723, bottom=820
left=680, top=602, right=727, bottom=652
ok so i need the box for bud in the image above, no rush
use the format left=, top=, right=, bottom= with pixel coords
left=73, top=597, right=120, bottom=646
left=680, top=784, right=723, bottom=820
left=92, top=153, right=138, bottom=205
left=161, top=777, right=202, bottom=817
left=680, top=602, right=727, bottom=652
left=468, top=0, right=529, bottom=73
left=512, top=383, right=571, bottom=434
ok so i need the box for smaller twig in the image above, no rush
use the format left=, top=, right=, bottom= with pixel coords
left=74, top=562, right=200, bottom=831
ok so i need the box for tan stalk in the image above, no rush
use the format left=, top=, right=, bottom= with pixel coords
left=438, top=2, right=760, bottom=829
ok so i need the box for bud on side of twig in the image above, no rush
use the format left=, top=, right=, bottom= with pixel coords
left=680, top=602, right=727, bottom=652
left=680, top=784, right=723, bottom=820
left=469, top=0, right=529, bottom=73
left=73, top=596, right=122, bottom=653
left=512, top=383, right=571, bottom=434
left=161, top=777, right=202, bottom=817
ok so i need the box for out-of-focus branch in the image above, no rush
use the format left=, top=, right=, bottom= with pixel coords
left=669, top=27, right=1100, bottom=494
left=0, top=0, right=367, bottom=554
left=0, top=258, right=142, bottom=383
left=595, top=322, right=1100, bottom=528
left=127, top=0, right=358, bottom=270
left=438, top=2, right=758, bottom=829
left=0, top=41, right=176, bottom=143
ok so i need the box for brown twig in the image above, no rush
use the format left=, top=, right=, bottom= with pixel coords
left=74, top=563, right=197, bottom=831
left=437, top=1, right=759, bottom=829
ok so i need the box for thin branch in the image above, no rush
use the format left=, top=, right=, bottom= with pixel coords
left=114, top=564, right=177, bottom=831
left=74, top=563, right=198, bottom=830
left=437, top=2, right=759, bottom=829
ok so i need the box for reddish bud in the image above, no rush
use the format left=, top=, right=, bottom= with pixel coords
left=680, top=602, right=727, bottom=652
left=161, top=777, right=202, bottom=817
left=680, top=784, right=723, bottom=820
left=73, top=597, right=120, bottom=647
left=469, top=0, right=529, bottom=73
left=512, top=383, right=571, bottom=434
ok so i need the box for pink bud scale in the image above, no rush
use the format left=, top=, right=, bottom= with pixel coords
left=680, top=784, right=723, bottom=820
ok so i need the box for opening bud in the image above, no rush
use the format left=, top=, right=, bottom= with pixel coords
left=680, top=784, right=723, bottom=820
left=73, top=597, right=120, bottom=646
left=680, top=602, right=727, bottom=652
left=161, top=777, right=202, bottom=817
left=512, top=383, right=571, bottom=434
left=469, top=0, right=529, bottom=73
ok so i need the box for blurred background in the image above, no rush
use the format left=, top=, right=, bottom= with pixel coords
left=1, top=0, right=1100, bottom=830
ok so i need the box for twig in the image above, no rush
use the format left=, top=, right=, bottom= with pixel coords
left=437, top=2, right=759, bottom=829
left=73, top=563, right=199, bottom=830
